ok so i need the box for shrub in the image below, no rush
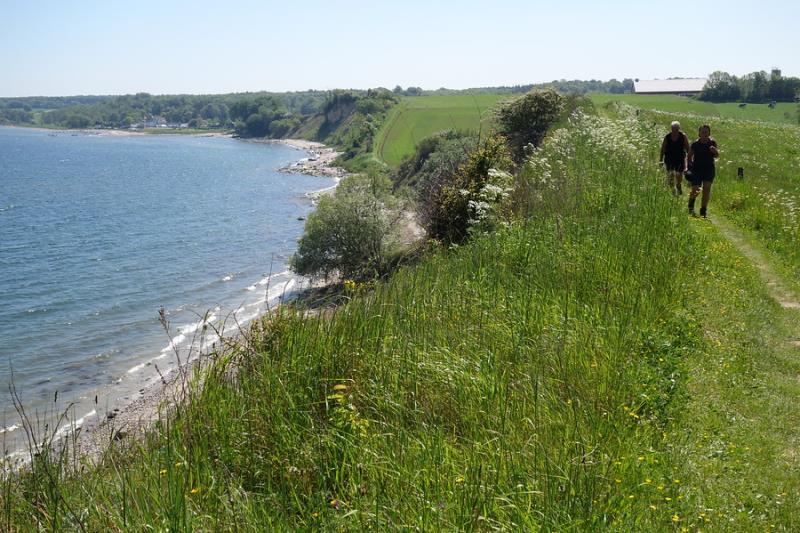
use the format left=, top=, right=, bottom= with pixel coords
left=495, top=89, right=564, bottom=163
left=393, top=130, right=475, bottom=189
left=291, top=173, right=401, bottom=280
left=423, top=135, right=513, bottom=244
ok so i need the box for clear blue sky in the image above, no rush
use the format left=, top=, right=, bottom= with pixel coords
left=1, top=0, right=799, bottom=96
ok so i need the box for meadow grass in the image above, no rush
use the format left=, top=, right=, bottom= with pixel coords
left=590, top=94, right=799, bottom=125
left=600, top=100, right=800, bottom=295
left=375, top=95, right=510, bottom=166
left=4, top=103, right=800, bottom=531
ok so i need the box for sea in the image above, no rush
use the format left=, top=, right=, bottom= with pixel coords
left=0, top=126, right=334, bottom=458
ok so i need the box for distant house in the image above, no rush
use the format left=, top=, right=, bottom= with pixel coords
left=633, top=78, right=707, bottom=96
left=143, top=116, right=167, bottom=128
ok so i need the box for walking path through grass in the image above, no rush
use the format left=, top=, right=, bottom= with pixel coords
left=667, top=208, right=800, bottom=530
left=711, top=215, right=800, bottom=311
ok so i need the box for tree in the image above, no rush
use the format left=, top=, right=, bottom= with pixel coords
left=243, top=113, right=271, bottom=137
left=740, top=71, right=770, bottom=102
left=796, top=90, right=800, bottom=124
left=291, top=173, right=400, bottom=280
left=700, top=71, right=740, bottom=102
left=494, top=89, right=564, bottom=163
left=607, top=79, right=625, bottom=94
left=65, top=114, right=91, bottom=129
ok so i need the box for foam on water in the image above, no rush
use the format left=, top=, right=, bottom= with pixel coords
left=53, top=409, right=98, bottom=441
left=0, top=424, right=19, bottom=435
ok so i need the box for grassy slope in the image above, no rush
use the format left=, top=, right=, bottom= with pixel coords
left=375, top=94, right=509, bottom=166
left=590, top=93, right=799, bottom=125
left=5, top=102, right=800, bottom=531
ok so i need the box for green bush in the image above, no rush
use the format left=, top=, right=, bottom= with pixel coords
left=423, top=135, right=513, bottom=244
left=495, top=89, right=564, bottom=163
left=392, top=130, right=475, bottom=190
left=290, top=173, right=401, bottom=280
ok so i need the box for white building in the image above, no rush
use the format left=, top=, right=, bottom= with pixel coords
left=633, top=78, right=707, bottom=96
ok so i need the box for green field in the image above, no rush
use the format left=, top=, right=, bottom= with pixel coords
left=375, top=94, right=510, bottom=166
left=591, top=93, right=799, bottom=125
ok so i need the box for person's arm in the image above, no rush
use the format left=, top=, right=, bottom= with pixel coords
left=709, top=139, right=719, bottom=158
left=683, top=134, right=690, bottom=168
left=687, top=145, right=694, bottom=169
left=659, top=137, right=667, bottom=163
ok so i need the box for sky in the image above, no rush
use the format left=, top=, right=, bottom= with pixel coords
left=1, top=0, right=799, bottom=97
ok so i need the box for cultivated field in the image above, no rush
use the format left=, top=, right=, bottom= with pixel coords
left=591, top=93, right=799, bottom=125
left=375, top=94, right=509, bottom=166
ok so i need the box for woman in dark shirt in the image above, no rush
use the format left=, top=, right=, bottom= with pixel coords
left=686, top=124, right=719, bottom=218
left=660, top=121, right=690, bottom=195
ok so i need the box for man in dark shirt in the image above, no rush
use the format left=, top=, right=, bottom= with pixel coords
left=660, top=121, right=690, bottom=195
left=686, top=124, right=719, bottom=218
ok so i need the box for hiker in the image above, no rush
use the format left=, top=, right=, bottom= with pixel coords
left=686, top=124, right=719, bottom=218
left=659, top=121, right=690, bottom=195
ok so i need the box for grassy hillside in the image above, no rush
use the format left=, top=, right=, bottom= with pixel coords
left=375, top=94, right=509, bottom=166
left=6, top=102, right=800, bottom=530
left=591, top=93, right=799, bottom=125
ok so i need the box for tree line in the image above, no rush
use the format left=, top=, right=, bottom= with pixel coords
left=700, top=69, right=800, bottom=103
left=0, top=91, right=330, bottom=134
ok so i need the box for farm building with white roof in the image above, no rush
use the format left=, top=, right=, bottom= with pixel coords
left=633, top=78, right=707, bottom=95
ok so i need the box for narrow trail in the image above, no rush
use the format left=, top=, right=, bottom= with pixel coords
left=711, top=216, right=800, bottom=310
left=711, top=214, right=800, bottom=348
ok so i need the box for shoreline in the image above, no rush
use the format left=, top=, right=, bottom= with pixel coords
left=248, top=138, right=350, bottom=180
left=0, top=123, right=233, bottom=137
left=52, top=136, right=349, bottom=464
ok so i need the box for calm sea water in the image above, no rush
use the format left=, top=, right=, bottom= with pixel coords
left=0, top=126, right=332, bottom=455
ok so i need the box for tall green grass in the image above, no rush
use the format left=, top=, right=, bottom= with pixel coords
left=1, top=108, right=715, bottom=530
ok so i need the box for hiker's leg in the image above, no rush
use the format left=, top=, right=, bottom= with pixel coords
left=701, top=181, right=712, bottom=209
